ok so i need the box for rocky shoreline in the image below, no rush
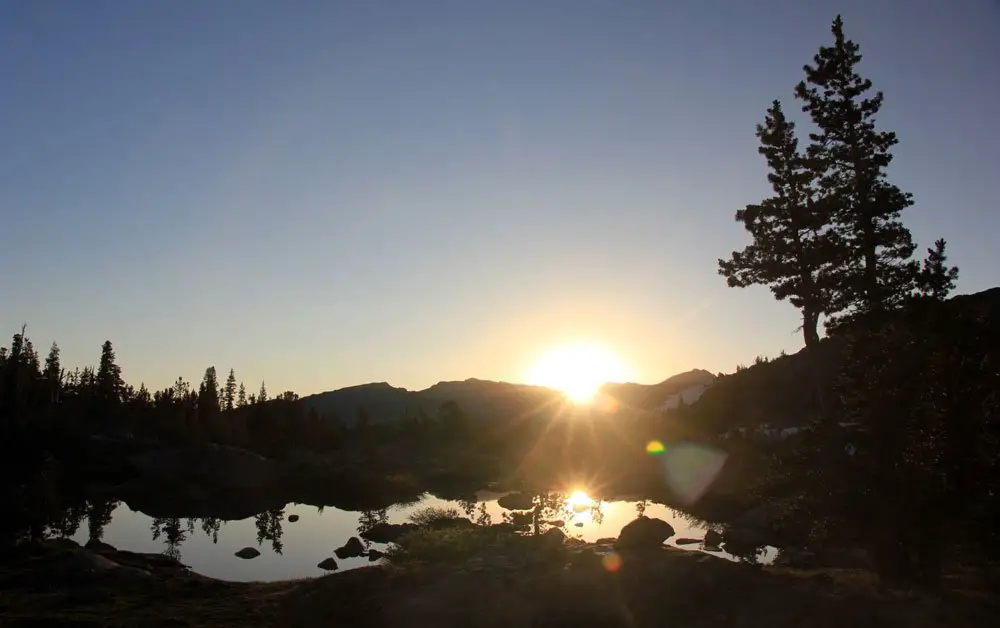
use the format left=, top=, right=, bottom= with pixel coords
left=1, top=514, right=991, bottom=627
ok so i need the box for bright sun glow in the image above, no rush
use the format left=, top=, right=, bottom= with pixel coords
left=526, top=343, right=632, bottom=403
left=565, top=490, right=595, bottom=513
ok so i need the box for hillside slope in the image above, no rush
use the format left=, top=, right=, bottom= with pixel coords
left=682, top=287, right=1000, bottom=436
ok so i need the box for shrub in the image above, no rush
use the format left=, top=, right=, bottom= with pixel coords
left=385, top=526, right=500, bottom=564
left=407, top=506, right=460, bottom=526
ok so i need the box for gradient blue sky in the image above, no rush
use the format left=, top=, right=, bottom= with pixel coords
left=2, top=0, right=998, bottom=395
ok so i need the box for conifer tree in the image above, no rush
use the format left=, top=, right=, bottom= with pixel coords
left=237, top=382, right=247, bottom=408
left=794, top=15, right=955, bottom=324
left=258, top=381, right=267, bottom=404
left=224, top=369, right=237, bottom=412
left=198, top=367, right=221, bottom=418
left=43, top=342, right=62, bottom=404
left=917, top=239, right=959, bottom=301
left=96, top=341, right=123, bottom=403
left=719, top=100, right=835, bottom=346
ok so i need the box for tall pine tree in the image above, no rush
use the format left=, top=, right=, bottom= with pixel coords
left=719, top=100, right=836, bottom=346
left=794, top=15, right=955, bottom=325
left=43, top=342, right=62, bottom=404
left=198, top=367, right=221, bottom=419
left=224, top=369, right=237, bottom=412
left=96, top=341, right=123, bottom=404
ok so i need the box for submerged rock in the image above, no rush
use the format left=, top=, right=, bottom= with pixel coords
left=675, top=538, right=701, bottom=546
left=317, top=557, right=338, bottom=571
left=235, top=547, right=261, bottom=560
left=615, top=516, right=675, bottom=550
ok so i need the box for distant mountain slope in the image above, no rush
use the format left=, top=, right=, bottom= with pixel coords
left=420, top=378, right=564, bottom=422
left=600, top=369, right=717, bottom=411
left=300, top=370, right=716, bottom=426
left=301, top=382, right=423, bottom=425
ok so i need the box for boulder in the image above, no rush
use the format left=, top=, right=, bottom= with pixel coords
left=317, top=557, right=339, bottom=571
left=368, top=549, right=385, bottom=562
left=335, top=536, right=366, bottom=559
left=541, top=527, right=566, bottom=547
left=675, top=538, right=701, bottom=546
left=288, top=514, right=300, bottom=523
left=704, top=529, right=723, bottom=547
left=235, top=547, right=261, bottom=559
left=497, top=491, right=535, bottom=510
left=615, top=516, right=675, bottom=550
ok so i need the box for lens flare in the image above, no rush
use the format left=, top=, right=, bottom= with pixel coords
left=645, top=439, right=666, bottom=455
left=601, top=551, right=622, bottom=573
left=660, top=441, right=728, bottom=506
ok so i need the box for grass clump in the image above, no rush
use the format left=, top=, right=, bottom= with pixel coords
left=407, top=506, right=461, bottom=526
left=386, top=526, right=508, bottom=565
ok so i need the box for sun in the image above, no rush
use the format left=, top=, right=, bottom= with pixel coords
left=526, top=343, right=632, bottom=403
left=565, top=490, right=596, bottom=512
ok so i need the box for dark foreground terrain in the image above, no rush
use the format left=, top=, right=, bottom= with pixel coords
left=1, top=533, right=993, bottom=628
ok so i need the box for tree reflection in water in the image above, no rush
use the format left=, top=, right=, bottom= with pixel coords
left=199, top=516, right=222, bottom=544
left=150, top=517, right=193, bottom=560
left=254, top=508, right=285, bottom=554
left=357, top=508, right=389, bottom=548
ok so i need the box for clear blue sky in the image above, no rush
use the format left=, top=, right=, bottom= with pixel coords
left=2, top=0, right=998, bottom=395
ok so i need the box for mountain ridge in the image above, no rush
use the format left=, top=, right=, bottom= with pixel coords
left=300, top=368, right=717, bottom=426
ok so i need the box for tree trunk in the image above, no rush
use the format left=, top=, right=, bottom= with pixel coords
left=863, top=215, right=879, bottom=314
left=802, top=308, right=820, bottom=347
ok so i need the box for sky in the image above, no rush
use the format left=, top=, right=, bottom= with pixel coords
left=2, top=0, right=998, bottom=396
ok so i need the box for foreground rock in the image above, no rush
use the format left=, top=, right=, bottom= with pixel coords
left=615, top=516, right=676, bottom=550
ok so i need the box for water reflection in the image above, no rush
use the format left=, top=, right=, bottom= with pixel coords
left=150, top=517, right=192, bottom=560
left=254, top=508, right=285, bottom=554
left=357, top=508, right=389, bottom=548
left=60, top=493, right=776, bottom=581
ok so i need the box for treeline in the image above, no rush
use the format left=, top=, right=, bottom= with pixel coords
left=0, top=333, right=346, bottom=459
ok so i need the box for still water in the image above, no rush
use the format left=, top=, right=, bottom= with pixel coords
left=72, top=492, right=777, bottom=581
